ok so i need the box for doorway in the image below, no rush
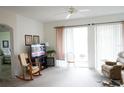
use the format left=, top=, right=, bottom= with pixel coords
left=0, top=24, right=13, bottom=80
left=64, top=26, right=88, bottom=68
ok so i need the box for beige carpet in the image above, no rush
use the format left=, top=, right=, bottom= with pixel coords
left=0, top=67, right=104, bottom=87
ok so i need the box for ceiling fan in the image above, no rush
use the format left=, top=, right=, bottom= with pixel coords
left=66, top=6, right=90, bottom=19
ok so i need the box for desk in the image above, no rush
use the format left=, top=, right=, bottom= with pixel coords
left=47, top=57, right=55, bottom=66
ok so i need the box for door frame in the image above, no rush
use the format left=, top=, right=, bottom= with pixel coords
left=0, top=24, right=14, bottom=78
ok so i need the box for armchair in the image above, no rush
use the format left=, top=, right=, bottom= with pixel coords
left=102, top=61, right=122, bottom=80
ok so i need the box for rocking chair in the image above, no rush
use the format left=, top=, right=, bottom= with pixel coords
left=16, top=53, right=41, bottom=80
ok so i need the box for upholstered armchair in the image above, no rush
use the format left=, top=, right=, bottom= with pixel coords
left=102, top=61, right=122, bottom=80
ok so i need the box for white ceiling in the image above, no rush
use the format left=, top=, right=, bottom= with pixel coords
left=1, top=6, right=124, bottom=23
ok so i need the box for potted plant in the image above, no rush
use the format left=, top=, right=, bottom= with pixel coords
left=46, top=50, right=56, bottom=57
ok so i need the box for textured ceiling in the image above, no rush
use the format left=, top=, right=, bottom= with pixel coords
left=1, top=6, right=124, bottom=23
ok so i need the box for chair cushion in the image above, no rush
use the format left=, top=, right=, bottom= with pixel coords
left=19, top=53, right=28, bottom=66
left=102, top=64, right=113, bottom=72
left=32, top=66, right=40, bottom=74
left=105, top=61, right=117, bottom=66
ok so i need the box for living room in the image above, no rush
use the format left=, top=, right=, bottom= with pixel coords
left=1, top=3, right=124, bottom=90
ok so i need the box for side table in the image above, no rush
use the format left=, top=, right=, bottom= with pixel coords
left=47, top=57, right=55, bottom=66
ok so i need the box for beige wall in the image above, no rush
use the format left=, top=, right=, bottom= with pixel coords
left=0, top=8, right=44, bottom=76
left=44, top=13, right=124, bottom=68
left=16, top=15, right=44, bottom=54
left=15, top=15, right=44, bottom=75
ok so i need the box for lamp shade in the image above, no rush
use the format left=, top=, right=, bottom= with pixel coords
left=45, top=42, right=49, bottom=47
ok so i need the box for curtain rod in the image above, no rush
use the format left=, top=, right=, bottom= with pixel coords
left=92, top=20, right=124, bottom=25
left=54, top=20, right=124, bottom=28
left=54, top=24, right=90, bottom=29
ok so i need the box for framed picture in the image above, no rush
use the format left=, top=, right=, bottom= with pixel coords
left=25, top=35, right=32, bottom=46
left=2, top=40, right=9, bottom=48
left=33, top=35, right=40, bottom=44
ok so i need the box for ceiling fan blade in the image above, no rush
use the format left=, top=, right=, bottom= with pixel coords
left=78, top=9, right=90, bottom=12
left=66, top=14, right=72, bottom=19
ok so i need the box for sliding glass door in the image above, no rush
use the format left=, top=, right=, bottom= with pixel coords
left=95, top=23, right=123, bottom=72
left=64, top=26, right=88, bottom=67
left=56, top=22, right=124, bottom=69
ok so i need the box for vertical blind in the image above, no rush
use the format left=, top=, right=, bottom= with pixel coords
left=55, top=22, right=124, bottom=68
left=95, top=22, right=123, bottom=70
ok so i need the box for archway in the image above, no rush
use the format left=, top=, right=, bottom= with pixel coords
left=0, top=24, right=14, bottom=80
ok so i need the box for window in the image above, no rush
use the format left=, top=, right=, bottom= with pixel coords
left=95, top=23, right=123, bottom=71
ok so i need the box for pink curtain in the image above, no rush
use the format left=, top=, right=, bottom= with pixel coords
left=56, top=27, right=65, bottom=60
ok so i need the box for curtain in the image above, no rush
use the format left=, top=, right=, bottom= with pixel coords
left=64, top=27, right=74, bottom=62
left=56, top=26, right=88, bottom=67
left=73, top=27, right=88, bottom=63
left=56, top=27, right=65, bottom=60
left=95, top=22, right=123, bottom=71
left=64, top=26, right=88, bottom=67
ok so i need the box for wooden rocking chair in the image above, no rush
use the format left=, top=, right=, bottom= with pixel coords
left=16, top=53, right=41, bottom=80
